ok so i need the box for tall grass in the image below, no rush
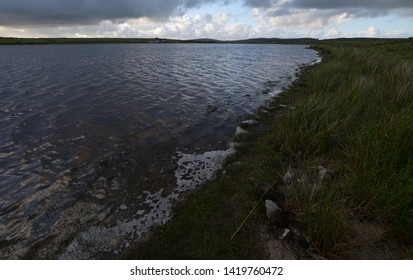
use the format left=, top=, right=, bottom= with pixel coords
left=285, top=167, right=349, bottom=257
left=278, top=45, right=413, bottom=254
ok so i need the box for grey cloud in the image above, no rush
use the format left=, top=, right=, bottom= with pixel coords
left=243, top=0, right=413, bottom=10
left=243, top=0, right=413, bottom=18
left=291, top=0, right=413, bottom=10
left=0, top=0, right=222, bottom=26
left=242, top=0, right=279, bottom=8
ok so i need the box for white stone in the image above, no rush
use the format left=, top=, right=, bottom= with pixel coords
left=265, top=199, right=281, bottom=219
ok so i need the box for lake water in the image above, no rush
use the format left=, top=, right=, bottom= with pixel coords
left=0, top=43, right=318, bottom=259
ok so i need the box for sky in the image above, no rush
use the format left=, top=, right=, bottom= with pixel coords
left=0, top=0, right=413, bottom=39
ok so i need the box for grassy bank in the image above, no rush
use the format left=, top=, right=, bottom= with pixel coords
left=277, top=40, right=413, bottom=258
left=124, top=39, right=413, bottom=259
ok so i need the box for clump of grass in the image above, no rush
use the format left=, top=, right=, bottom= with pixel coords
left=277, top=44, right=413, bottom=255
left=284, top=166, right=349, bottom=257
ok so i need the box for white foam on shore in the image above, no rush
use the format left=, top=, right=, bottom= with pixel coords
left=59, top=189, right=179, bottom=259
left=59, top=143, right=237, bottom=259
left=175, top=142, right=236, bottom=192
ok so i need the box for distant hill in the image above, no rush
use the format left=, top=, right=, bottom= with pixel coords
left=184, top=38, right=222, bottom=43
left=230, top=38, right=320, bottom=44
left=0, top=37, right=156, bottom=45
left=0, top=36, right=321, bottom=45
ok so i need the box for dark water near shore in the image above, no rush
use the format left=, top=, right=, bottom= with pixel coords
left=0, top=43, right=318, bottom=259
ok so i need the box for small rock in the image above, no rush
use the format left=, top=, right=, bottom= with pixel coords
left=120, top=203, right=128, bottom=210
left=93, top=193, right=106, bottom=200
left=235, top=126, right=247, bottom=135
left=242, top=119, right=258, bottom=125
left=278, top=228, right=291, bottom=240
left=206, top=105, right=218, bottom=114
left=265, top=199, right=283, bottom=225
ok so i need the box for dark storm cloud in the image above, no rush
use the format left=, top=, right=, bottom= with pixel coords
left=2, top=0, right=412, bottom=27
left=0, top=0, right=221, bottom=26
left=242, top=0, right=413, bottom=19
left=242, top=0, right=276, bottom=8
left=243, top=0, right=413, bottom=9
left=292, top=0, right=413, bottom=10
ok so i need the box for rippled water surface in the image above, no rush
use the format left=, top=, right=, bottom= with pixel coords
left=0, top=43, right=318, bottom=259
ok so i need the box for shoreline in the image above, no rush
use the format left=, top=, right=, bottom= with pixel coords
left=3, top=44, right=317, bottom=260
left=124, top=39, right=413, bottom=260
left=122, top=49, right=324, bottom=260
left=0, top=37, right=320, bottom=45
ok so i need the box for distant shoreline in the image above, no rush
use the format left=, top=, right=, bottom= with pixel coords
left=0, top=36, right=408, bottom=45
left=0, top=37, right=318, bottom=45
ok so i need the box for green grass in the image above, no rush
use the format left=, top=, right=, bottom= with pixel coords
left=277, top=42, right=413, bottom=254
